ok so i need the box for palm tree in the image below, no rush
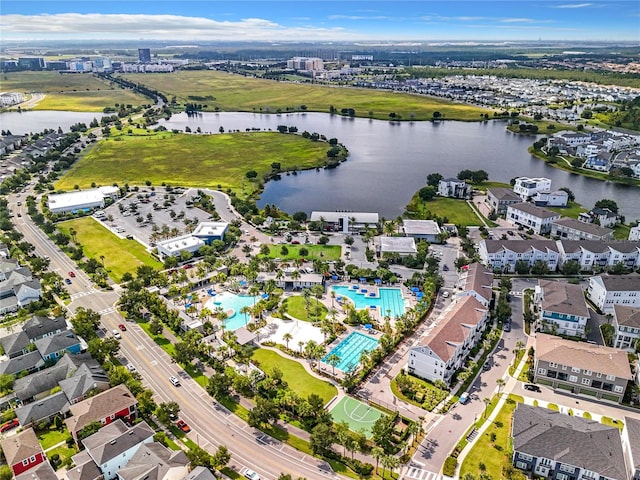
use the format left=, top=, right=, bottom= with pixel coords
left=483, top=397, right=491, bottom=418
left=407, top=421, right=421, bottom=446
left=239, top=306, right=252, bottom=326
left=298, top=340, right=304, bottom=354
left=283, top=332, right=293, bottom=350
left=515, top=340, right=526, bottom=353
left=326, top=353, right=340, bottom=376
left=496, top=378, right=506, bottom=395
left=371, top=447, right=384, bottom=474
left=302, top=288, right=311, bottom=317
left=382, top=454, right=400, bottom=478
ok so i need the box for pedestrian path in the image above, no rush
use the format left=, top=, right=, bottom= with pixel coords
left=405, top=466, right=444, bottom=480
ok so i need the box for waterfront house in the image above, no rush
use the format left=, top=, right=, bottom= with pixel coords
left=377, top=236, right=418, bottom=257
left=512, top=404, right=627, bottom=480
left=587, top=274, right=640, bottom=313
left=437, top=178, right=470, bottom=199
left=551, top=217, right=614, bottom=241
left=310, top=211, right=379, bottom=233
left=578, top=207, right=619, bottom=228
left=402, top=219, right=442, bottom=243
left=0, top=428, right=47, bottom=476
left=533, top=189, right=568, bottom=207
left=534, top=280, right=589, bottom=338
left=478, top=239, right=560, bottom=273
left=533, top=333, right=632, bottom=402
left=485, top=187, right=521, bottom=215
left=513, top=177, right=552, bottom=200
left=506, top=202, right=560, bottom=234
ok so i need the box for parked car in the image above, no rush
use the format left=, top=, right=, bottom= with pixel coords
left=65, top=278, right=72, bottom=285
left=442, top=265, right=449, bottom=271
left=126, top=363, right=136, bottom=372
left=459, top=392, right=470, bottom=404
left=169, top=375, right=181, bottom=387
left=0, top=419, right=19, bottom=432
left=118, top=323, right=127, bottom=331
left=243, top=469, right=260, bottom=480
left=112, top=329, right=121, bottom=339
left=482, top=362, right=491, bottom=371
left=68, top=271, right=76, bottom=277
left=503, top=323, right=511, bottom=332
left=176, top=420, right=191, bottom=433
left=507, top=230, right=515, bottom=236
left=524, top=384, right=541, bottom=393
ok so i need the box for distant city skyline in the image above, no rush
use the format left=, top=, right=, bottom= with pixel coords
left=1, top=1, right=638, bottom=42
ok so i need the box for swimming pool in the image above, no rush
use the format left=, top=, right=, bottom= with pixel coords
left=332, top=285, right=405, bottom=318
left=206, top=291, right=259, bottom=331
left=322, top=332, right=379, bottom=372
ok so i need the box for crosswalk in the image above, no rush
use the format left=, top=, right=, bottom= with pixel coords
left=405, top=467, right=444, bottom=480
left=98, top=307, right=117, bottom=316
left=70, top=291, right=93, bottom=300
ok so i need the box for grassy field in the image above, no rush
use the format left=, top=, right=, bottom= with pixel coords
left=282, top=295, right=327, bottom=322
left=405, top=195, right=481, bottom=226
left=57, top=217, right=162, bottom=282
left=263, top=244, right=342, bottom=261
left=121, top=70, right=491, bottom=121
left=55, top=131, right=331, bottom=191
left=548, top=200, right=588, bottom=219
left=249, top=348, right=337, bottom=403
left=1, top=71, right=147, bottom=111
left=460, top=396, right=519, bottom=479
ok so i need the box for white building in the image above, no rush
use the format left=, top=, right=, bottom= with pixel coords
left=287, top=57, right=324, bottom=71
left=456, top=263, right=494, bottom=308
left=558, top=240, right=640, bottom=272
left=629, top=226, right=640, bottom=242
left=587, top=274, right=640, bottom=314
left=479, top=239, right=560, bottom=273
left=506, top=202, right=561, bottom=234
left=535, top=280, right=589, bottom=337
left=121, top=63, right=174, bottom=73
left=191, top=222, right=228, bottom=243
left=612, top=305, right=640, bottom=351
left=156, top=234, right=205, bottom=260
left=67, top=61, right=93, bottom=73
left=256, top=269, right=323, bottom=291
left=407, top=296, right=488, bottom=385
left=377, top=237, right=417, bottom=257
left=513, top=177, right=552, bottom=200
left=402, top=219, right=441, bottom=243
left=551, top=217, right=614, bottom=241
left=310, top=211, right=378, bottom=233
left=534, top=190, right=568, bottom=207
left=47, top=187, right=119, bottom=214
left=437, top=178, right=470, bottom=199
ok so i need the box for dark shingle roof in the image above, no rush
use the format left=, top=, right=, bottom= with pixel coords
left=483, top=239, right=559, bottom=254
left=597, top=274, right=640, bottom=292
left=15, top=391, right=70, bottom=426
left=82, top=419, right=154, bottom=465
left=509, top=202, right=560, bottom=219
left=117, top=442, right=189, bottom=480
left=15, top=462, right=58, bottom=480
left=23, top=315, right=66, bottom=340
left=513, top=404, right=627, bottom=480
left=13, top=355, right=75, bottom=401
left=34, top=329, right=80, bottom=357
left=0, top=350, right=44, bottom=376
left=0, top=331, right=29, bottom=356
left=625, top=417, right=640, bottom=472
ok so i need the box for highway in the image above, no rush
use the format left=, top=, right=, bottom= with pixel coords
left=8, top=188, right=338, bottom=480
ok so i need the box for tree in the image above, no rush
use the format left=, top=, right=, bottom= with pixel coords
left=71, top=307, right=101, bottom=340
left=156, top=401, right=180, bottom=425
left=561, top=260, right=581, bottom=275
left=212, top=445, right=232, bottom=470
left=248, top=398, right=279, bottom=428
left=426, top=172, right=443, bottom=187
left=282, top=332, right=293, bottom=350
left=136, top=389, right=157, bottom=418
left=483, top=397, right=491, bottom=418
left=531, top=260, right=550, bottom=275
left=514, top=260, right=530, bottom=274
left=326, top=353, right=340, bottom=376
left=496, top=378, right=506, bottom=395
left=310, top=422, right=334, bottom=454
left=559, top=187, right=575, bottom=202
left=87, top=337, right=120, bottom=363
left=594, top=199, right=618, bottom=214
left=418, top=186, right=437, bottom=201
left=371, top=446, right=385, bottom=474
left=0, top=373, right=14, bottom=392
left=77, top=421, right=103, bottom=441
left=372, top=414, right=395, bottom=454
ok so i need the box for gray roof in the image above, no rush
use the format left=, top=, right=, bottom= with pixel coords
left=508, top=202, right=560, bottom=219
left=34, top=329, right=80, bottom=357
left=15, top=461, right=58, bottom=480
left=625, top=416, right=640, bottom=472
left=66, top=451, right=102, bottom=480
left=117, top=442, right=189, bottom=480
left=552, top=217, right=613, bottom=237
left=483, top=239, right=559, bottom=254
left=539, top=280, right=589, bottom=318
left=184, top=466, right=217, bottom=480
left=15, top=390, right=70, bottom=426
left=379, top=236, right=418, bottom=254
left=487, top=187, right=521, bottom=202
left=0, top=350, right=44, bottom=376
left=82, top=419, right=154, bottom=465
left=60, top=363, right=109, bottom=402
left=13, top=354, right=76, bottom=401
left=595, top=274, right=640, bottom=292
left=513, top=404, right=627, bottom=480
left=402, top=219, right=441, bottom=236
left=0, top=331, right=29, bottom=356
left=562, top=240, right=640, bottom=254
left=23, top=315, right=66, bottom=340
left=613, top=305, right=640, bottom=329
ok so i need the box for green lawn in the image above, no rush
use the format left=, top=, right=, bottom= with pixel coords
left=263, top=244, right=342, bottom=261
left=55, top=131, right=332, bottom=192
left=548, top=200, right=588, bottom=219
left=391, top=372, right=448, bottom=412
left=613, top=224, right=631, bottom=240
left=282, top=295, right=327, bottom=322
left=405, top=195, right=481, bottom=226
left=472, top=181, right=512, bottom=193
left=57, top=217, right=162, bottom=282
left=36, top=427, right=69, bottom=450
left=460, top=396, right=519, bottom=479
left=1, top=71, right=147, bottom=111
left=47, top=445, right=78, bottom=471
left=121, top=70, right=491, bottom=121
left=249, top=348, right=337, bottom=403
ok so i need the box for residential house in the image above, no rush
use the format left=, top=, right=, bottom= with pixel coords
left=629, top=225, right=640, bottom=242
left=578, top=207, right=620, bottom=228
left=183, top=466, right=217, bottom=480
left=587, top=274, right=640, bottom=313
left=533, top=190, right=568, bottom=207
left=478, top=239, right=560, bottom=273
left=59, top=359, right=110, bottom=404
left=0, top=350, right=45, bottom=377
left=116, top=442, right=190, bottom=480
left=506, top=202, right=560, bottom=234
left=377, top=236, right=418, bottom=257
left=535, top=280, right=589, bottom=338
left=13, top=353, right=80, bottom=403
left=485, top=187, right=522, bottom=215
left=456, top=262, right=494, bottom=308
left=513, top=177, right=552, bottom=200
left=534, top=333, right=632, bottom=402
left=81, top=419, right=155, bottom=480
left=67, top=451, right=103, bottom=480
left=15, top=390, right=71, bottom=427
left=407, top=296, right=489, bottom=385
left=34, top=329, right=82, bottom=363
left=551, top=217, right=614, bottom=241
left=512, top=404, right=628, bottom=480
left=309, top=211, right=379, bottom=233
left=0, top=264, right=42, bottom=315
left=16, top=462, right=58, bottom=480
left=612, top=305, right=640, bottom=351
left=555, top=131, right=591, bottom=147
left=66, top=384, right=138, bottom=441
left=0, top=330, right=30, bottom=358
left=23, top=315, right=67, bottom=341
left=402, top=219, right=442, bottom=243
left=437, top=178, right=470, bottom=199
left=0, top=428, right=46, bottom=476
left=622, top=416, right=640, bottom=480
left=558, top=240, right=640, bottom=272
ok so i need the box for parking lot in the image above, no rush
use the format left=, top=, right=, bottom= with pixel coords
left=100, top=187, right=215, bottom=247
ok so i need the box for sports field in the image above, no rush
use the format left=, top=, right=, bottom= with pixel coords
left=329, top=396, right=385, bottom=437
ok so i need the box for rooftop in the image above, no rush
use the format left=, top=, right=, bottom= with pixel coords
left=508, top=202, right=560, bottom=219
left=461, top=262, right=493, bottom=304
left=47, top=189, right=105, bottom=211
left=66, top=384, right=137, bottom=435
left=156, top=234, right=205, bottom=252
left=379, top=236, right=417, bottom=254
left=560, top=240, right=640, bottom=254
left=487, top=187, right=521, bottom=202
left=191, top=221, right=229, bottom=238
left=591, top=273, right=640, bottom=292
left=539, top=280, right=589, bottom=318
left=402, top=219, right=441, bottom=236
left=483, top=239, right=559, bottom=254
left=613, top=305, right=640, bottom=329
left=552, top=217, right=613, bottom=237
left=0, top=428, right=41, bottom=466
left=310, top=211, right=379, bottom=224
left=535, top=333, right=632, bottom=380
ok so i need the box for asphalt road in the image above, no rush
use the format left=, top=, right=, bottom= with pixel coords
left=9, top=187, right=340, bottom=480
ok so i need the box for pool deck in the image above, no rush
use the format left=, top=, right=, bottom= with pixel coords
left=332, top=283, right=415, bottom=323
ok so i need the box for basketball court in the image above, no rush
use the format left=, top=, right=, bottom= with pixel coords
left=329, top=395, right=385, bottom=437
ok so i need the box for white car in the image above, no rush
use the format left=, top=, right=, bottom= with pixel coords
left=112, top=329, right=121, bottom=339
left=126, top=363, right=136, bottom=372
left=169, top=375, right=181, bottom=387
left=242, top=469, right=260, bottom=480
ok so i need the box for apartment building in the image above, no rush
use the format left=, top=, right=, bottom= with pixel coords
left=587, top=274, right=640, bottom=313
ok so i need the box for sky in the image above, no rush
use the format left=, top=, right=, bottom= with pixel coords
left=1, top=1, right=639, bottom=43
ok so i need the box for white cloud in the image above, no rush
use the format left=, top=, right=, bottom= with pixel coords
left=0, top=13, right=355, bottom=40
left=327, top=14, right=400, bottom=21
left=552, top=3, right=593, bottom=8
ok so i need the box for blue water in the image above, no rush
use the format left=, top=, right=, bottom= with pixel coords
left=322, top=332, right=379, bottom=372
left=332, top=286, right=405, bottom=318
left=205, top=291, right=259, bottom=331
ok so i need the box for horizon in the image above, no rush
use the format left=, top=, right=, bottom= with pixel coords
left=1, top=1, right=639, bottom=43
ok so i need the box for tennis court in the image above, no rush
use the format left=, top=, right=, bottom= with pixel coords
left=329, top=396, right=385, bottom=437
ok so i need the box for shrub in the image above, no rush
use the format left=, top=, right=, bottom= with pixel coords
left=443, top=457, right=457, bottom=476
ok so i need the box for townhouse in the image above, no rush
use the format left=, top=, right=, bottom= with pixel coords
left=485, top=187, right=521, bottom=215
left=506, top=202, right=561, bottom=234
left=34, top=329, right=83, bottom=362
left=0, top=428, right=47, bottom=476
left=622, top=416, right=640, bottom=480
left=587, top=274, right=640, bottom=313
left=578, top=207, right=620, bottom=228
left=512, top=404, right=628, bottom=480
left=407, top=296, right=489, bottom=385
left=555, top=240, right=640, bottom=272
left=0, top=262, right=42, bottom=315
left=478, top=239, right=560, bottom=273
left=535, top=280, right=589, bottom=338
left=456, top=262, right=494, bottom=308
left=612, top=305, right=640, bottom=351
left=534, top=333, right=632, bottom=402
left=116, top=442, right=190, bottom=480
left=551, top=217, right=614, bottom=241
